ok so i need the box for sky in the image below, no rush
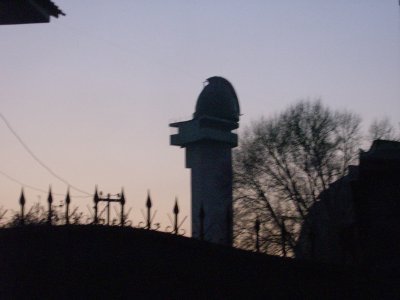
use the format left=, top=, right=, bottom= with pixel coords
left=0, top=1, right=399, bottom=233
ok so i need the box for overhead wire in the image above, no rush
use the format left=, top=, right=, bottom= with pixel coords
left=0, top=169, right=55, bottom=194
left=0, top=169, right=91, bottom=198
left=0, top=113, right=92, bottom=196
left=1, top=21, right=201, bottom=198
left=1, top=14, right=203, bottom=201
left=63, top=23, right=200, bottom=82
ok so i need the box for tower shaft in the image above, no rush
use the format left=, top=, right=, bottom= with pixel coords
left=188, top=142, right=233, bottom=245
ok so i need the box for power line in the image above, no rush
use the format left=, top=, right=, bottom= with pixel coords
left=0, top=169, right=91, bottom=198
left=0, top=113, right=91, bottom=196
left=0, top=169, right=52, bottom=194
left=64, top=23, right=199, bottom=82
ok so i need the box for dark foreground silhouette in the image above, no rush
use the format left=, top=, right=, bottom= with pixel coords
left=0, top=226, right=397, bottom=299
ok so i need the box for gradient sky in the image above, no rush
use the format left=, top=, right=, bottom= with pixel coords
left=1, top=1, right=399, bottom=232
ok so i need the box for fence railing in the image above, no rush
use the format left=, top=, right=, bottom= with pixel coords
left=5, top=188, right=269, bottom=253
left=6, top=186, right=187, bottom=237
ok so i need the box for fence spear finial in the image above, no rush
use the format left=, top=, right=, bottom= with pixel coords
left=120, top=187, right=125, bottom=226
left=19, top=188, right=25, bottom=225
left=173, top=197, right=179, bottom=215
left=47, top=185, right=53, bottom=225
left=146, top=190, right=152, bottom=208
left=146, top=190, right=152, bottom=229
left=65, top=187, right=71, bottom=225
left=173, top=197, right=179, bottom=234
left=93, top=185, right=99, bottom=224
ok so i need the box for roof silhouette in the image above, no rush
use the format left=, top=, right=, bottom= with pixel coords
left=0, top=0, right=65, bottom=25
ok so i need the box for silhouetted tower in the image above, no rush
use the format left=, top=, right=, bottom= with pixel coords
left=170, top=76, right=240, bottom=246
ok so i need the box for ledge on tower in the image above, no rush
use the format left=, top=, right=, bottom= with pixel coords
left=169, top=76, right=240, bottom=148
left=170, top=116, right=238, bottom=147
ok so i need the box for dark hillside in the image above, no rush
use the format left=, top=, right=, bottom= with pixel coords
left=0, top=226, right=389, bottom=299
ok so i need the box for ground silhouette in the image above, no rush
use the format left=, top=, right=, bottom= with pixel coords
left=0, top=225, right=395, bottom=299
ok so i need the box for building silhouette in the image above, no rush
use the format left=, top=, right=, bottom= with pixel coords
left=296, top=140, right=400, bottom=270
left=170, top=76, right=240, bottom=246
left=0, top=0, right=64, bottom=25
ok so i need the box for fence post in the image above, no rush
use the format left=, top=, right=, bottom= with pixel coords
left=19, top=188, right=25, bottom=226
left=120, top=188, right=125, bottom=227
left=106, top=193, right=111, bottom=225
left=65, top=188, right=70, bottom=225
left=47, top=186, right=53, bottom=226
left=199, top=203, right=205, bottom=241
left=281, top=219, right=287, bottom=257
left=146, top=191, right=152, bottom=229
left=173, top=198, right=179, bottom=235
left=93, top=186, right=99, bottom=224
left=255, top=218, right=260, bottom=253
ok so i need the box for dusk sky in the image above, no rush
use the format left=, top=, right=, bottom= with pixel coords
left=1, top=1, right=399, bottom=232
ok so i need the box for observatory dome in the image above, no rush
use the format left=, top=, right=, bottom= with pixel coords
left=194, top=77, right=240, bottom=122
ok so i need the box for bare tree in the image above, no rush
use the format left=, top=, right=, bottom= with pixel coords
left=0, top=206, right=8, bottom=227
left=368, top=117, right=399, bottom=142
left=6, top=201, right=87, bottom=227
left=233, top=100, right=362, bottom=256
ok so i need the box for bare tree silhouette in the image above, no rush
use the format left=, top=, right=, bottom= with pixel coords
left=233, top=100, right=362, bottom=256
left=7, top=201, right=87, bottom=227
left=368, top=117, right=400, bottom=142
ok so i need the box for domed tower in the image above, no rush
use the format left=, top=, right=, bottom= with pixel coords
left=170, top=76, right=240, bottom=246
